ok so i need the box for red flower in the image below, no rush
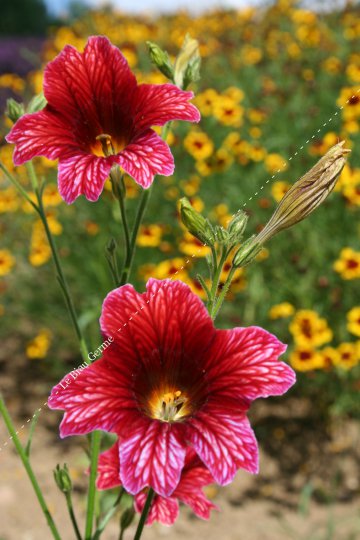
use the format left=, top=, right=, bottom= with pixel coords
left=97, top=440, right=217, bottom=525
left=48, top=279, right=295, bottom=497
left=6, top=36, right=200, bottom=203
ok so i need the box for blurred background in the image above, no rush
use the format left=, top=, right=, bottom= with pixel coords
left=0, top=0, right=360, bottom=538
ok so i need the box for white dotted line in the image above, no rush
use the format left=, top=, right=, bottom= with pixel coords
left=0, top=89, right=357, bottom=454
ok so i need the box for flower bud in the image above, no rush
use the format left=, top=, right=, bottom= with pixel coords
left=256, top=142, right=350, bottom=244
left=27, top=92, right=47, bottom=113
left=120, top=506, right=135, bottom=531
left=147, top=42, right=174, bottom=81
left=180, top=197, right=215, bottom=246
left=233, top=236, right=263, bottom=268
left=53, top=464, right=72, bottom=494
left=6, top=98, right=25, bottom=123
left=106, top=237, right=117, bottom=255
left=214, top=225, right=229, bottom=245
left=228, top=211, right=248, bottom=242
left=174, top=35, right=200, bottom=89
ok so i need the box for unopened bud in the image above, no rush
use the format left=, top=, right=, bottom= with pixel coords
left=180, top=197, right=215, bottom=246
left=53, top=464, right=72, bottom=494
left=214, top=226, right=228, bottom=244
left=228, top=211, right=248, bottom=242
left=27, top=92, right=47, bottom=113
left=174, top=35, right=200, bottom=89
left=183, top=55, right=201, bottom=90
left=233, top=237, right=263, bottom=268
left=6, top=98, right=25, bottom=123
left=106, top=237, right=117, bottom=255
left=147, top=42, right=174, bottom=80
left=256, top=142, right=350, bottom=244
left=120, top=507, right=135, bottom=531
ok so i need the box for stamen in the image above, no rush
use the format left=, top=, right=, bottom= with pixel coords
left=153, top=390, right=188, bottom=423
left=96, top=134, right=115, bottom=157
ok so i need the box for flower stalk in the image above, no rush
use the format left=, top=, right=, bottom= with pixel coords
left=133, top=488, right=155, bottom=540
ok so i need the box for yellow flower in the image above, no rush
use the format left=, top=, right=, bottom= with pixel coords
left=319, top=346, right=340, bottom=369
left=180, top=176, right=201, bottom=197
left=183, top=131, right=214, bottom=160
left=42, top=184, right=62, bottom=207
left=85, top=221, right=100, bottom=236
left=26, top=329, right=52, bottom=359
left=343, top=184, right=360, bottom=206
left=332, top=342, right=359, bottom=370
left=333, top=248, right=360, bottom=280
left=194, top=88, right=219, bottom=116
left=271, top=181, right=291, bottom=202
left=241, top=45, right=262, bottom=65
left=29, top=242, right=51, bottom=267
left=0, top=187, right=20, bottom=213
left=247, top=109, right=267, bottom=124
left=264, top=153, right=288, bottom=174
left=179, top=231, right=211, bottom=258
left=152, top=258, right=189, bottom=281
left=137, top=225, right=163, bottom=248
left=182, top=277, right=209, bottom=300
left=210, top=203, right=232, bottom=228
left=268, top=302, right=295, bottom=319
left=0, top=250, right=15, bottom=276
left=289, top=310, right=333, bottom=348
left=213, top=96, right=244, bottom=127
left=346, top=63, right=360, bottom=83
left=322, top=56, right=342, bottom=74
left=249, top=127, right=262, bottom=139
left=289, top=347, right=325, bottom=372
left=347, top=307, right=360, bottom=337
left=337, top=86, right=360, bottom=120
left=223, top=86, right=244, bottom=102
left=309, top=132, right=339, bottom=156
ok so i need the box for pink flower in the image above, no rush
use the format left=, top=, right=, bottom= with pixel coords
left=48, top=279, right=295, bottom=497
left=6, top=36, right=200, bottom=203
left=97, top=441, right=217, bottom=525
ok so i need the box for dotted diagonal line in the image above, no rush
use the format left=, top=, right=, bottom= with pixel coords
left=0, top=88, right=358, bottom=455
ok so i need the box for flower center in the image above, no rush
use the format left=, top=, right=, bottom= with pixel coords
left=95, top=133, right=116, bottom=156
left=149, top=389, right=190, bottom=423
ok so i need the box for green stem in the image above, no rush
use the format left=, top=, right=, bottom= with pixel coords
left=133, top=488, right=155, bottom=540
left=65, top=493, right=82, bottom=540
left=0, top=393, right=62, bottom=540
left=85, top=431, right=102, bottom=540
left=119, top=187, right=152, bottom=286
left=92, top=488, right=125, bottom=540
left=211, top=266, right=236, bottom=320
left=0, top=162, right=37, bottom=210
left=207, top=247, right=228, bottom=315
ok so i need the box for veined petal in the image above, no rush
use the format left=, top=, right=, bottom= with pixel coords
left=100, top=279, right=215, bottom=375
left=48, top=346, right=135, bottom=438
left=174, top=460, right=217, bottom=520
left=44, top=36, right=136, bottom=136
left=58, top=152, right=116, bottom=203
left=187, top=401, right=259, bottom=485
left=97, top=442, right=121, bottom=490
left=117, top=130, right=174, bottom=189
left=132, top=83, right=200, bottom=132
left=135, top=492, right=179, bottom=526
left=119, top=416, right=187, bottom=497
left=6, top=110, right=77, bottom=165
left=206, top=327, right=295, bottom=401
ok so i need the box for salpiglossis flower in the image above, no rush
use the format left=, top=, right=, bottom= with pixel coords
left=6, top=36, right=200, bottom=204
left=48, top=279, right=295, bottom=497
left=97, top=441, right=217, bottom=525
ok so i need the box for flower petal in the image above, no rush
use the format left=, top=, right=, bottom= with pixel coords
left=119, top=416, right=187, bottom=497
left=117, top=130, right=174, bottom=188
left=48, top=345, right=135, bottom=438
left=6, top=110, right=77, bottom=165
left=174, top=458, right=217, bottom=519
left=97, top=442, right=122, bottom=490
left=132, top=83, right=200, bottom=132
left=206, top=327, right=295, bottom=401
left=100, top=279, right=215, bottom=376
left=58, top=152, right=116, bottom=203
left=187, top=401, right=259, bottom=485
left=44, top=36, right=136, bottom=136
left=135, top=492, right=179, bottom=526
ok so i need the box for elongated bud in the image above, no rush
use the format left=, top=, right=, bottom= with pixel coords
left=180, top=197, right=215, bottom=246
left=228, top=211, right=248, bottom=243
left=53, top=464, right=72, bottom=494
left=106, top=237, right=117, bottom=255
left=233, top=236, right=262, bottom=268
left=147, top=41, right=174, bottom=80
left=120, top=507, right=135, bottom=531
left=174, top=35, right=200, bottom=89
left=214, top=225, right=229, bottom=245
left=6, top=98, right=25, bottom=123
left=256, top=142, right=350, bottom=244
left=28, top=92, right=47, bottom=113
